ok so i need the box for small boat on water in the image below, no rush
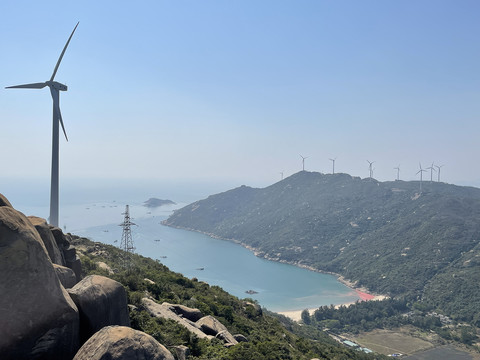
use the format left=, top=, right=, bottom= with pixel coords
left=196, top=267, right=204, bottom=271
left=245, top=290, right=258, bottom=295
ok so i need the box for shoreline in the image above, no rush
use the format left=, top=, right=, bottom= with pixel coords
left=276, top=291, right=387, bottom=322
left=162, top=222, right=388, bottom=319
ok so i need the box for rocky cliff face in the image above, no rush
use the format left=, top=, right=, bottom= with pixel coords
left=0, top=193, right=175, bottom=360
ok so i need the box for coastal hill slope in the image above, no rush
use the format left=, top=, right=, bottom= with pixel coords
left=163, top=171, right=480, bottom=324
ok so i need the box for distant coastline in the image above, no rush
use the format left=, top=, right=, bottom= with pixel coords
left=161, top=221, right=388, bottom=313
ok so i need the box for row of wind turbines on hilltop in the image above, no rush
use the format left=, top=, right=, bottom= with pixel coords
left=289, top=155, right=445, bottom=187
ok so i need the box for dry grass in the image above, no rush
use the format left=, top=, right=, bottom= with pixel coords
left=350, top=328, right=434, bottom=356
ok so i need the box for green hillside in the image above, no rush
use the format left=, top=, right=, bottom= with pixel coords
left=73, top=236, right=379, bottom=360
left=163, top=171, right=480, bottom=324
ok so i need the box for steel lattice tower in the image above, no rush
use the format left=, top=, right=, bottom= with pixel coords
left=119, top=205, right=136, bottom=270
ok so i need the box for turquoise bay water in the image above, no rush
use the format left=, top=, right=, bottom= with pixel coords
left=60, top=202, right=360, bottom=312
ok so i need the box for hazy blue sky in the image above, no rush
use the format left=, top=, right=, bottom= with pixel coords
left=2, top=1, right=480, bottom=189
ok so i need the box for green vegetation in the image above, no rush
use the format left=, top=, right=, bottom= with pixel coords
left=163, top=171, right=480, bottom=324
left=297, top=298, right=478, bottom=349
left=73, top=236, right=381, bottom=359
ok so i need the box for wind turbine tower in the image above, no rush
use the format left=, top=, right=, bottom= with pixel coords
left=435, top=165, right=444, bottom=182
left=280, top=171, right=284, bottom=180
left=300, top=155, right=308, bottom=171
left=367, top=160, right=375, bottom=179
left=329, top=158, right=336, bottom=174
left=394, top=165, right=400, bottom=181
left=119, top=205, right=136, bottom=270
left=416, top=163, right=427, bottom=192
left=6, top=22, right=79, bottom=226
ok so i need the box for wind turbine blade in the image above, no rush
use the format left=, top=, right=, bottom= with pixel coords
left=56, top=104, right=68, bottom=141
left=50, top=22, right=79, bottom=81
left=6, top=82, right=47, bottom=89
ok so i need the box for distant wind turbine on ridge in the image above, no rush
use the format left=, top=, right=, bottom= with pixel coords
left=6, top=22, right=79, bottom=227
left=300, top=155, right=308, bottom=171
left=367, top=160, right=375, bottom=179
left=394, top=165, right=400, bottom=181
left=280, top=171, right=284, bottom=181
left=416, top=163, right=427, bottom=192
left=435, top=164, right=444, bottom=182
left=426, top=162, right=436, bottom=183
left=329, top=158, right=336, bottom=174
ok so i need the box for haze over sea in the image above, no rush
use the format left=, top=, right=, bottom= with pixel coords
left=2, top=178, right=361, bottom=312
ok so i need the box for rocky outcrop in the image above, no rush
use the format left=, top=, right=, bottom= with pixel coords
left=196, top=315, right=238, bottom=345
left=173, top=345, right=190, bottom=360
left=1, top=193, right=181, bottom=360
left=142, top=298, right=209, bottom=339
left=68, top=275, right=130, bottom=343
left=163, top=302, right=204, bottom=322
left=51, top=227, right=82, bottom=282
left=233, top=334, right=248, bottom=342
left=142, top=298, right=239, bottom=347
left=54, top=264, right=78, bottom=289
left=0, top=204, right=79, bottom=360
left=73, top=325, right=174, bottom=360
left=29, top=216, right=66, bottom=266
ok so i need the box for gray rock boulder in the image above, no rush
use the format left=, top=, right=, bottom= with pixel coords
left=233, top=334, right=248, bottom=342
left=50, top=227, right=82, bottom=281
left=162, top=302, right=203, bottom=321
left=142, top=298, right=209, bottom=339
left=54, top=264, right=78, bottom=289
left=196, top=315, right=238, bottom=345
left=50, top=225, right=70, bottom=248
left=73, top=325, right=174, bottom=360
left=29, top=216, right=66, bottom=266
left=173, top=345, right=190, bottom=360
left=68, top=275, right=130, bottom=343
left=67, top=254, right=83, bottom=282
left=0, top=205, right=79, bottom=360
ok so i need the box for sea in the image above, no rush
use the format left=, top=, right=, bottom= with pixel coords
left=1, top=178, right=361, bottom=312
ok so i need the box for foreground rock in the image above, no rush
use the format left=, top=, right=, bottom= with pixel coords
left=29, top=216, right=66, bottom=266
left=73, top=325, right=174, bottom=360
left=0, top=204, right=79, bottom=359
left=69, top=275, right=130, bottom=343
left=54, top=264, right=78, bottom=289
left=51, top=227, right=82, bottom=282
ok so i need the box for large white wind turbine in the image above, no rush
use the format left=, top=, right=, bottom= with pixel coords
left=6, top=22, right=79, bottom=227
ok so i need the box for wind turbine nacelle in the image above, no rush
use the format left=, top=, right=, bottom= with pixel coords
left=46, top=81, right=68, bottom=91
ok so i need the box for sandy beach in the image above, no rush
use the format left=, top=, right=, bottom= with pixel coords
left=277, top=290, right=387, bottom=322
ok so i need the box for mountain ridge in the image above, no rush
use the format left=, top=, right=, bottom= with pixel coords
left=163, top=171, right=480, bottom=324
